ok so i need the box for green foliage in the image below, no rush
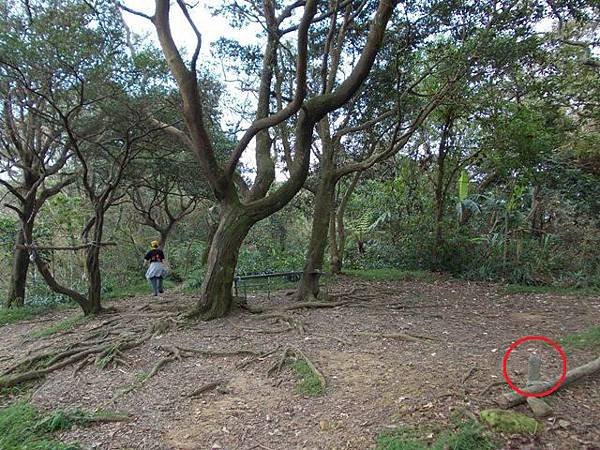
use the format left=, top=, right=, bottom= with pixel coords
left=376, top=420, right=497, bottom=450
left=0, top=402, right=78, bottom=450
left=458, top=170, right=469, bottom=202
left=292, top=360, right=325, bottom=397
left=29, top=316, right=86, bottom=339
left=560, top=326, right=600, bottom=351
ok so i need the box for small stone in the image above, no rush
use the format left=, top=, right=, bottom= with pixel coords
left=319, top=420, right=331, bottom=431
left=558, top=419, right=570, bottom=429
left=527, top=397, right=554, bottom=418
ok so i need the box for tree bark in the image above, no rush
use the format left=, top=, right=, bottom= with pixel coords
left=329, top=210, right=343, bottom=275
left=192, top=203, right=254, bottom=320
left=329, top=170, right=361, bottom=274
left=296, top=176, right=336, bottom=300
left=85, top=210, right=105, bottom=314
left=6, top=229, right=30, bottom=308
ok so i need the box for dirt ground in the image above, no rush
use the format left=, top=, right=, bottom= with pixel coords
left=1, top=276, right=599, bottom=450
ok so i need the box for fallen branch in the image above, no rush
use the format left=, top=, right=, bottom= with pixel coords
left=498, top=355, right=600, bottom=408
left=189, top=379, right=226, bottom=397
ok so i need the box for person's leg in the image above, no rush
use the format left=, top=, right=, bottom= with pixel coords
left=158, top=277, right=164, bottom=293
left=150, top=277, right=159, bottom=296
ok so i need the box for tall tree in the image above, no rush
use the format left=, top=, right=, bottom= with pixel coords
left=1, top=0, right=161, bottom=314
left=122, top=0, right=397, bottom=319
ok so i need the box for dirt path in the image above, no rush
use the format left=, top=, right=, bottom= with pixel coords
left=1, top=277, right=599, bottom=450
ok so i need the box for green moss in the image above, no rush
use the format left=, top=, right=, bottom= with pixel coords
left=376, top=421, right=497, bottom=450
left=292, top=359, right=325, bottom=397
left=480, top=409, right=542, bottom=435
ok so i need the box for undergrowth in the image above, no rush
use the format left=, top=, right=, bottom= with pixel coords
left=0, top=401, right=78, bottom=450
left=0, top=401, right=129, bottom=450
left=292, top=359, right=325, bottom=397
left=376, top=420, right=497, bottom=450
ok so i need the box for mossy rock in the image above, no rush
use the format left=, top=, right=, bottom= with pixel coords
left=480, top=409, right=543, bottom=435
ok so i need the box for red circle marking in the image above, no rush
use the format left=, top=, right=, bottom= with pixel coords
left=502, top=335, right=567, bottom=398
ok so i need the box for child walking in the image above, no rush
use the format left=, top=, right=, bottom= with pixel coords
left=144, top=240, right=168, bottom=296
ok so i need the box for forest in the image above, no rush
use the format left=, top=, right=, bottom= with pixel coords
left=0, top=0, right=599, bottom=449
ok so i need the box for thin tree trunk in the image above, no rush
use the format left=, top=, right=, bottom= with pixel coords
left=432, top=113, right=453, bottom=263
left=192, top=204, right=254, bottom=320
left=85, top=209, right=106, bottom=314
left=6, top=229, right=30, bottom=307
left=329, top=170, right=361, bottom=274
left=297, top=177, right=336, bottom=300
left=329, top=209, right=342, bottom=274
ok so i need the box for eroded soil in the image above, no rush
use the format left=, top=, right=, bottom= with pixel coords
left=1, top=277, right=599, bottom=450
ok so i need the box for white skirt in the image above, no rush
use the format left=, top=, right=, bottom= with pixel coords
left=146, top=261, right=168, bottom=280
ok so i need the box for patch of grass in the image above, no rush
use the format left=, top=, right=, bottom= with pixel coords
left=104, top=279, right=176, bottom=300
left=502, top=284, right=600, bottom=296
left=35, top=408, right=129, bottom=433
left=346, top=268, right=440, bottom=282
left=292, top=359, right=325, bottom=397
left=560, top=325, right=600, bottom=350
left=135, top=371, right=149, bottom=383
left=95, top=344, right=119, bottom=369
left=0, top=301, right=75, bottom=328
left=0, top=305, right=54, bottom=327
left=0, top=401, right=78, bottom=450
left=376, top=421, right=497, bottom=450
left=29, top=315, right=86, bottom=339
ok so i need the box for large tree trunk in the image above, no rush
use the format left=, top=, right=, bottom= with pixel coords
left=6, top=229, right=30, bottom=308
left=193, top=204, right=254, bottom=320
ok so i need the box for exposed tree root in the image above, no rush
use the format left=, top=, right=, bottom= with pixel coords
left=268, top=346, right=326, bottom=392
left=353, top=331, right=437, bottom=342
left=244, top=301, right=348, bottom=315
left=0, top=317, right=174, bottom=389
left=309, top=333, right=352, bottom=346
left=462, top=366, right=478, bottom=384
left=498, top=355, right=600, bottom=408
left=480, top=380, right=505, bottom=396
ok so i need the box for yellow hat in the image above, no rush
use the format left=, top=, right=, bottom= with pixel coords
left=150, top=240, right=159, bottom=248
